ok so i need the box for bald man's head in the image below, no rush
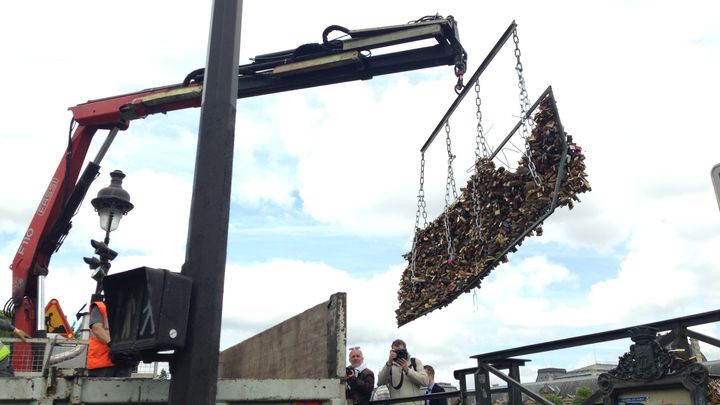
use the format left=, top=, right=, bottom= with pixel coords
left=349, top=348, right=364, bottom=367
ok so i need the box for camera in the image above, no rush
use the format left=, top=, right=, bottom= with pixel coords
left=346, top=366, right=355, bottom=376
left=394, top=348, right=408, bottom=360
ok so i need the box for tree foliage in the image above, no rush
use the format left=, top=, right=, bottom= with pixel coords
left=0, top=312, right=11, bottom=338
left=543, top=393, right=564, bottom=405
left=573, top=386, right=594, bottom=404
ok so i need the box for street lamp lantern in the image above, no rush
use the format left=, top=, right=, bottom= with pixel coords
left=91, top=170, right=134, bottom=240
left=87, top=170, right=132, bottom=293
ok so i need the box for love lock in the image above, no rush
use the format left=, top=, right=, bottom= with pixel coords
left=397, top=93, right=591, bottom=326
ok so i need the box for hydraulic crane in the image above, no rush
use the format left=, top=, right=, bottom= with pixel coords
left=7, top=15, right=467, bottom=342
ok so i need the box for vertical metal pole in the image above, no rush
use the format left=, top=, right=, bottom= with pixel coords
left=37, top=275, right=45, bottom=334
left=168, top=1, right=242, bottom=404
left=508, top=363, right=522, bottom=405
left=475, top=365, right=491, bottom=405
left=458, top=375, right=468, bottom=403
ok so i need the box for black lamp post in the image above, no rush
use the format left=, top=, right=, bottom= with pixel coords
left=84, top=170, right=134, bottom=294
left=91, top=170, right=134, bottom=244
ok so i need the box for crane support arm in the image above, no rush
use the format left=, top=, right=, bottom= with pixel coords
left=70, top=16, right=465, bottom=128
left=9, top=15, right=466, bottom=338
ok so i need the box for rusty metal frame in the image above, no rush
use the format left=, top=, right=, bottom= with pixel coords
left=450, top=310, right=720, bottom=405
left=401, top=85, right=569, bottom=326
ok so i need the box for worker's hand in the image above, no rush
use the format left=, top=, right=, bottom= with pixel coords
left=13, top=328, right=30, bottom=342
left=397, top=358, right=410, bottom=373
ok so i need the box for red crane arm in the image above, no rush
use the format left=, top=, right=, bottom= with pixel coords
left=10, top=83, right=206, bottom=334
left=69, top=83, right=203, bottom=128
left=10, top=125, right=97, bottom=334
left=9, top=15, right=466, bottom=338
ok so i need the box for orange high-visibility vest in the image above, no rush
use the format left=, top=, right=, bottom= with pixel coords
left=86, top=301, right=114, bottom=370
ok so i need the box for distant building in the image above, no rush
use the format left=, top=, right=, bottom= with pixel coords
left=500, top=362, right=613, bottom=405
left=533, top=363, right=616, bottom=389
left=448, top=362, right=614, bottom=405
left=535, top=368, right=567, bottom=382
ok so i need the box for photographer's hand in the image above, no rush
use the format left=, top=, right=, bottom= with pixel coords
left=397, top=358, right=409, bottom=373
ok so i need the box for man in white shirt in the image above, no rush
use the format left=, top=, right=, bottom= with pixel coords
left=377, top=339, right=428, bottom=405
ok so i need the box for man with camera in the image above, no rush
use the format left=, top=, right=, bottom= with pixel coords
left=341, top=347, right=374, bottom=405
left=378, top=339, right=429, bottom=405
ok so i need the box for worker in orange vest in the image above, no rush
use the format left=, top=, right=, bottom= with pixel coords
left=86, top=295, right=133, bottom=377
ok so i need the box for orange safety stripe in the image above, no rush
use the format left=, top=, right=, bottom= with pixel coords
left=86, top=301, right=114, bottom=369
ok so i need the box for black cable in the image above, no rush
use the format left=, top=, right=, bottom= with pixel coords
left=2, top=297, right=15, bottom=319
left=182, top=68, right=205, bottom=86
left=63, top=118, right=75, bottom=209
left=322, top=24, right=350, bottom=44
left=183, top=23, right=352, bottom=87
left=252, top=51, right=295, bottom=61
left=292, top=42, right=332, bottom=59
left=409, top=14, right=443, bottom=24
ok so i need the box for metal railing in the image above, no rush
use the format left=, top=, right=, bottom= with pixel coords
left=4, top=336, right=162, bottom=377
left=454, top=309, right=720, bottom=405
left=5, top=338, right=54, bottom=374
left=370, top=388, right=462, bottom=405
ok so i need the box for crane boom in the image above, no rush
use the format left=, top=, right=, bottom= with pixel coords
left=9, top=15, right=467, bottom=338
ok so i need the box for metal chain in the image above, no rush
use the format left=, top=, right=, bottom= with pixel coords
left=444, top=120, right=457, bottom=262
left=472, top=79, right=488, bottom=235
left=474, top=79, right=491, bottom=159
left=513, top=29, right=541, bottom=186
left=416, top=153, right=429, bottom=228
left=445, top=120, right=458, bottom=201
left=410, top=153, right=428, bottom=280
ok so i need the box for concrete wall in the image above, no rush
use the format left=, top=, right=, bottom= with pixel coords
left=218, top=292, right=346, bottom=379
left=0, top=376, right=346, bottom=404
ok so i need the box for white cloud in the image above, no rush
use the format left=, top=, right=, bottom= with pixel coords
left=2, top=0, right=720, bottom=391
left=214, top=255, right=587, bottom=385
left=219, top=259, right=492, bottom=385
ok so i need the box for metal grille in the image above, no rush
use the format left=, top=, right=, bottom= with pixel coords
left=5, top=337, right=164, bottom=377
left=6, top=339, right=50, bottom=374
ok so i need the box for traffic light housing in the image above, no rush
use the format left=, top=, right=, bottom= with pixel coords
left=90, top=239, right=118, bottom=260
left=103, top=267, right=192, bottom=354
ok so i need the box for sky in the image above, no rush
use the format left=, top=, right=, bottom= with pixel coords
left=1, top=0, right=720, bottom=388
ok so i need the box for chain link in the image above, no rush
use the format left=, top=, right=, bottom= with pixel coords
left=474, top=79, right=491, bottom=159
left=444, top=120, right=457, bottom=261
left=445, top=120, right=458, bottom=201
left=472, top=79, right=488, bottom=236
left=411, top=153, right=428, bottom=280
left=513, top=29, right=541, bottom=186
left=415, top=153, right=429, bottom=229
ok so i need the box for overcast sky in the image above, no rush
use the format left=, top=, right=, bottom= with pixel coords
left=1, top=0, right=720, bottom=387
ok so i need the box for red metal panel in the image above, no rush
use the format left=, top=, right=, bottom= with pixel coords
left=68, top=83, right=202, bottom=127
left=11, top=125, right=97, bottom=328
